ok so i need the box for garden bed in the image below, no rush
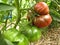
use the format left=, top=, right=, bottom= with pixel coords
left=31, top=27, right=60, bottom=45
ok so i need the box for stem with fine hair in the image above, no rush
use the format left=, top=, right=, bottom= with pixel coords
left=2, top=12, right=9, bottom=31
left=14, top=0, right=21, bottom=28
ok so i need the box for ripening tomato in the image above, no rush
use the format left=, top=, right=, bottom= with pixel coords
left=33, top=14, right=52, bottom=28
left=34, top=2, right=49, bottom=15
left=21, top=26, right=41, bottom=42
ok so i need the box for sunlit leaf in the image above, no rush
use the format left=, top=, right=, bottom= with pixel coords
left=2, top=0, right=8, bottom=3
left=50, top=9, right=60, bottom=22
left=4, top=39, right=14, bottom=45
left=0, top=3, right=15, bottom=11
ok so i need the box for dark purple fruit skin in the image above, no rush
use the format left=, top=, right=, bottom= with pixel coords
left=34, top=2, right=49, bottom=15
left=33, top=14, right=52, bottom=28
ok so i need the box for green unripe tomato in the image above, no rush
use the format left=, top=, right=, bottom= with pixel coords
left=3, top=28, right=18, bottom=42
left=14, top=34, right=29, bottom=45
left=21, top=26, right=42, bottom=42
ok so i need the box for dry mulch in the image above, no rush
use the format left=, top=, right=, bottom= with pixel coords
left=31, top=27, right=60, bottom=45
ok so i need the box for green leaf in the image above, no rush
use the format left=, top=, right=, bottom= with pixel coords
left=0, top=3, right=15, bottom=11
left=50, top=9, right=60, bottom=22
left=0, top=38, right=7, bottom=45
left=2, top=0, right=8, bottom=3
left=4, top=39, right=14, bottom=45
left=35, top=0, right=46, bottom=2
left=46, top=0, right=52, bottom=6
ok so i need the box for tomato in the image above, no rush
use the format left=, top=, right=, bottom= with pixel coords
left=4, top=39, right=14, bottom=45
left=3, top=28, right=18, bottom=42
left=0, top=38, right=14, bottom=45
left=21, top=26, right=41, bottom=42
left=34, top=2, right=49, bottom=15
left=3, top=28, right=29, bottom=45
left=14, top=34, right=29, bottom=45
left=33, top=14, right=52, bottom=28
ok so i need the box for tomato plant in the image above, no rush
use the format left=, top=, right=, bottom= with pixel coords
left=0, top=0, right=60, bottom=45
left=34, top=2, right=49, bottom=15
left=33, top=14, right=52, bottom=28
left=21, top=26, right=41, bottom=42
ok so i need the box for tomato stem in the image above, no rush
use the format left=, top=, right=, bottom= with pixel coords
left=2, top=11, right=9, bottom=31
left=14, top=0, right=21, bottom=28
left=4, top=14, right=9, bottom=28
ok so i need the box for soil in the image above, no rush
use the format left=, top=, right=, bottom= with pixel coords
left=30, top=27, right=60, bottom=45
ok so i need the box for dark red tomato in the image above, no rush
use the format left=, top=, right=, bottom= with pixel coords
left=33, top=14, right=52, bottom=28
left=34, top=2, right=49, bottom=15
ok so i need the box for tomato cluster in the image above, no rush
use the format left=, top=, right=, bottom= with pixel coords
left=3, top=2, right=52, bottom=45
left=27, top=2, right=52, bottom=28
left=3, top=26, right=41, bottom=45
